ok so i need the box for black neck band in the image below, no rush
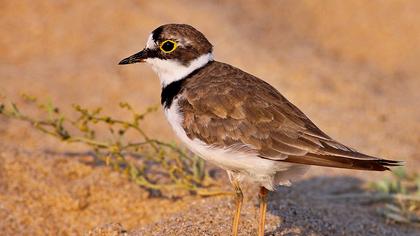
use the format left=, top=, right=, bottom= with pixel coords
left=161, top=61, right=213, bottom=108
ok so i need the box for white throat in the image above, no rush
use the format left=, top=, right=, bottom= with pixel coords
left=145, top=53, right=213, bottom=87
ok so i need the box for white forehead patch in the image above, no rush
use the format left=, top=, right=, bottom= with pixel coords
left=146, top=33, right=156, bottom=49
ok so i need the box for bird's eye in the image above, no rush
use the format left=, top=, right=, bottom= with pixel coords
left=160, top=40, right=177, bottom=53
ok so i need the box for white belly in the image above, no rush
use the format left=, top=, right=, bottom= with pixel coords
left=163, top=100, right=309, bottom=190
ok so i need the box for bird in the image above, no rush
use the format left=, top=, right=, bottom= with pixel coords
left=119, top=24, right=402, bottom=236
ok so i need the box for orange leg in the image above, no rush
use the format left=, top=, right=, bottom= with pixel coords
left=258, top=187, right=269, bottom=236
left=231, top=180, right=243, bottom=236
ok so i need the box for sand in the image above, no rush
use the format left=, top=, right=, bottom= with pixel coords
left=1, top=1, right=419, bottom=235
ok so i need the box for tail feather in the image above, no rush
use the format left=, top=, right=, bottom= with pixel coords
left=284, top=153, right=403, bottom=171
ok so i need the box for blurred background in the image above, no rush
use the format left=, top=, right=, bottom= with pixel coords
left=0, top=1, right=419, bottom=235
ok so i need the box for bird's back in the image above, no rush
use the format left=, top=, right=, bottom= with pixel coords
left=177, top=61, right=400, bottom=171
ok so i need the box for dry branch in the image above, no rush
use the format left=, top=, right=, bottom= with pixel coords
left=0, top=95, right=223, bottom=196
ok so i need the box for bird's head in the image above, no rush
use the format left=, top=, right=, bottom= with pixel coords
left=119, top=24, right=213, bottom=86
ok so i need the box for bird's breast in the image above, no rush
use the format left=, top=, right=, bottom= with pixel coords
left=162, top=99, right=281, bottom=178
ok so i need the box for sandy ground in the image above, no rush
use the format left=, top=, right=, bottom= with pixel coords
left=1, top=1, right=419, bottom=235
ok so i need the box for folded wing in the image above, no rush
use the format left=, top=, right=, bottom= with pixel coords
left=179, top=62, right=402, bottom=171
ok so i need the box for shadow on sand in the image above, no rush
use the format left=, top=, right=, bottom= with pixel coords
left=38, top=149, right=418, bottom=235
left=264, top=176, right=416, bottom=236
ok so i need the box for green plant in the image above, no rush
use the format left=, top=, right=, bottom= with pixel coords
left=0, top=94, right=226, bottom=196
left=369, top=167, right=420, bottom=226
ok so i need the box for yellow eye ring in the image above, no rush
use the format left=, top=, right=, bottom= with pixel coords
left=160, top=40, right=177, bottom=53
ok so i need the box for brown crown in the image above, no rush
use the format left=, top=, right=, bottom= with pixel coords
left=151, top=24, right=213, bottom=65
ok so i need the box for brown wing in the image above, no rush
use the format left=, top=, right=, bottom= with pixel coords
left=179, top=62, right=401, bottom=171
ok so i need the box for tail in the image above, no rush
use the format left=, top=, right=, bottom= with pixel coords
left=283, top=140, right=403, bottom=171
left=284, top=153, right=403, bottom=171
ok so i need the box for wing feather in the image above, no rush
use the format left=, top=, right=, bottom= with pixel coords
left=179, top=62, right=401, bottom=171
